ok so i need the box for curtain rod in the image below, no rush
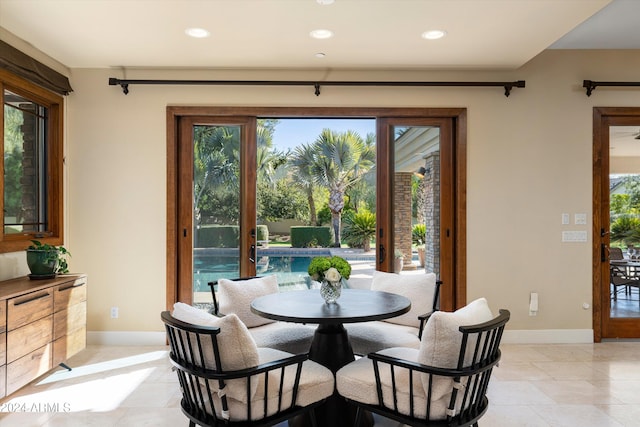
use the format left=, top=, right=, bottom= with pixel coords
left=108, top=77, right=525, bottom=97
left=583, top=80, right=640, bottom=97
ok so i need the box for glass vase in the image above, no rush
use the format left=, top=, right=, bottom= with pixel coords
left=320, top=280, right=342, bottom=304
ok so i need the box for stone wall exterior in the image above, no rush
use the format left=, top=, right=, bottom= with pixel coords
left=421, top=153, right=440, bottom=276
left=394, top=172, right=413, bottom=269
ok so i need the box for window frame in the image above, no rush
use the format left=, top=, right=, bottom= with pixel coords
left=1, top=68, right=64, bottom=253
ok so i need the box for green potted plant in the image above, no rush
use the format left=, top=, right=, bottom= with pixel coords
left=26, top=240, right=71, bottom=279
left=412, top=223, right=426, bottom=267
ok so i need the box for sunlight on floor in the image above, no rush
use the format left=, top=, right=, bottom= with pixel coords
left=2, top=350, right=167, bottom=413
left=36, top=351, right=168, bottom=385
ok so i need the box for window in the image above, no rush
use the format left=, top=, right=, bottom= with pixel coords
left=1, top=69, right=64, bottom=253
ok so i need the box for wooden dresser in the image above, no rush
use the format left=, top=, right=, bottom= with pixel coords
left=0, top=274, right=87, bottom=398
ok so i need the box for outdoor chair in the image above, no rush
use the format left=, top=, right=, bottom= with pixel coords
left=161, top=305, right=334, bottom=427
left=208, top=276, right=316, bottom=354
left=345, top=271, right=442, bottom=355
left=336, top=298, right=509, bottom=427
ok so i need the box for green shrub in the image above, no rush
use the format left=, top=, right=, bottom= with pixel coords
left=611, top=215, right=640, bottom=245
left=196, top=225, right=239, bottom=248
left=342, top=210, right=376, bottom=250
left=290, top=226, right=332, bottom=248
left=256, top=224, right=269, bottom=244
left=412, top=223, right=426, bottom=246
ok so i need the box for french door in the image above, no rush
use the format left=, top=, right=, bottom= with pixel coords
left=593, top=107, right=640, bottom=340
left=167, top=107, right=466, bottom=312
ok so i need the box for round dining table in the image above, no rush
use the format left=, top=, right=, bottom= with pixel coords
left=251, top=288, right=411, bottom=427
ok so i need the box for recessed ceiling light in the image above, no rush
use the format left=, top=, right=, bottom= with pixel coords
left=421, top=30, right=446, bottom=40
left=316, top=0, right=335, bottom=4
left=185, top=28, right=210, bottom=38
left=315, top=52, right=326, bottom=58
left=310, top=29, right=334, bottom=39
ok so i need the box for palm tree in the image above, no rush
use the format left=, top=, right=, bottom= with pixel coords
left=311, top=129, right=375, bottom=247
left=290, top=143, right=320, bottom=225
left=193, top=125, right=239, bottom=223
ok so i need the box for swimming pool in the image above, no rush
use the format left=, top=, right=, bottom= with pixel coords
left=193, top=247, right=339, bottom=292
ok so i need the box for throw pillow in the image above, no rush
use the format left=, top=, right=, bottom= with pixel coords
left=371, top=271, right=437, bottom=328
left=416, top=297, right=494, bottom=399
left=171, top=302, right=260, bottom=401
left=218, top=275, right=278, bottom=328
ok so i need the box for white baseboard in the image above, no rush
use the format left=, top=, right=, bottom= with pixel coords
left=87, top=331, right=166, bottom=346
left=88, top=329, right=595, bottom=346
left=502, top=329, right=594, bottom=344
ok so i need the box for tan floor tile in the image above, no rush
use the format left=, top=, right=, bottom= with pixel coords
left=531, top=380, right=625, bottom=405
left=2, top=342, right=640, bottom=426
left=532, top=404, right=625, bottom=427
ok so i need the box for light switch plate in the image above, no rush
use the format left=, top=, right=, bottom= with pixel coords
left=562, top=231, right=587, bottom=242
left=575, top=213, right=587, bottom=225
left=562, top=213, right=570, bottom=225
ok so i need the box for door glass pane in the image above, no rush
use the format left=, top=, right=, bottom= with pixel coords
left=192, top=125, right=241, bottom=304
left=257, top=118, right=377, bottom=290
left=4, top=89, right=48, bottom=235
left=393, top=126, right=440, bottom=276
left=609, top=125, right=640, bottom=318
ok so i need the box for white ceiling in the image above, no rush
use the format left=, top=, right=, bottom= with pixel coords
left=2, top=0, right=640, bottom=157
left=2, top=0, right=635, bottom=71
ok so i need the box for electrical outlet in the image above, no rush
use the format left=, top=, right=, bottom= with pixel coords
left=111, top=306, right=119, bottom=319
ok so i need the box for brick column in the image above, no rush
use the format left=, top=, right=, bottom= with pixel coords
left=394, top=172, right=414, bottom=270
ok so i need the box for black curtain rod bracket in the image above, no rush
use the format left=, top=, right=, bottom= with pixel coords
left=583, top=80, right=640, bottom=97
left=108, top=77, right=525, bottom=97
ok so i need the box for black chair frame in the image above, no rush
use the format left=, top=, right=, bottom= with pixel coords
left=346, top=309, right=510, bottom=427
left=417, top=279, right=443, bottom=339
left=161, top=311, right=323, bottom=427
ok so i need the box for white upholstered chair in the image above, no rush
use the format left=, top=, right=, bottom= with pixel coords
left=345, top=271, right=441, bottom=355
left=336, top=298, right=509, bottom=427
left=163, top=303, right=334, bottom=426
left=208, top=276, right=316, bottom=354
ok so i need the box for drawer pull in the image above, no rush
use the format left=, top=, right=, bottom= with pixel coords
left=58, top=282, right=86, bottom=292
left=14, top=292, right=50, bottom=306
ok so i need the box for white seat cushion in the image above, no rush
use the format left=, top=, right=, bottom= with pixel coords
left=249, top=322, right=316, bottom=354
left=346, top=321, right=420, bottom=355
left=337, top=347, right=451, bottom=420
left=171, top=303, right=259, bottom=401
left=207, top=347, right=335, bottom=421
left=370, top=271, right=437, bottom=328
left=337, top=298, right=496, bottom=421
left=218, top=275, right=278, bottom=328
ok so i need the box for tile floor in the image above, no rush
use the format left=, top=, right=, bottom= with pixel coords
left=1, top=341, right=640, bottom=426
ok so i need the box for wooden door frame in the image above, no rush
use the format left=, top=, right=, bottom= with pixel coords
left=593, top=107, right=640, bottom=341
left=166, top=106, right=467, bottom=312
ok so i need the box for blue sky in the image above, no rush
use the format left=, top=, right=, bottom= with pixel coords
left=271, top=118, right=376, bottom=151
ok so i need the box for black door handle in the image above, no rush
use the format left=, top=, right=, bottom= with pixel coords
left=379, top=244, right=386, bottom=264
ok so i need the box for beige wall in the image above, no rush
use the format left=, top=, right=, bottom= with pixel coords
left=3, top=46, right=640, bottom=339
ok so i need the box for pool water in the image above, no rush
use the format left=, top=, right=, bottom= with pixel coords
left=193, top=248, right=334, bottom=292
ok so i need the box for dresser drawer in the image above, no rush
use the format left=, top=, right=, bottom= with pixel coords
left=6, top=344, right=52, bottom=396
left=53, top=326, right=86, bottom=366
left=54, top=301, right=86, bottom=340
left=0, top=300, right=6, bottom=334
left=54, top=278, right=87, bottom=312
left=7, top=315, right=53, bottom=363
left=7, top=290, right=53, bottom=331
left=0, top=332, right=5, bottom=366
left=0, top=365, right=5, bottom=399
